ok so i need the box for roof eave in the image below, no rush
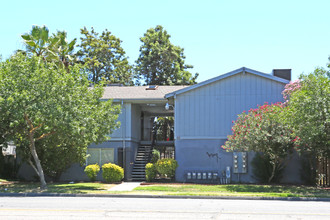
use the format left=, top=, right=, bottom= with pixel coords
left=102, top=98, right=168, bottom=103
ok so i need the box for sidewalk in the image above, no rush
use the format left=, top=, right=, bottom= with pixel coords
left=1, top=192, right=329, bottom=201
left=108, top=182, right=141, bottom=191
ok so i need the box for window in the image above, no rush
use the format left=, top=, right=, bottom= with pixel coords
left=86, top=148, right=114, bottom=166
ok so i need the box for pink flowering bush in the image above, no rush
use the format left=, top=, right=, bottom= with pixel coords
left=282, top=79, right=301, bottom=101
left=287, top=69, right=329, bottom=157
left=283, top=69, right=330, bottom=185
left=222, top=103, right=299, bottom=182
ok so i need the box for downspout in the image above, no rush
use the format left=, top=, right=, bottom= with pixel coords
left=121, top=100, right=126, bottom=178
left=173, top=94, right=176, bottom=160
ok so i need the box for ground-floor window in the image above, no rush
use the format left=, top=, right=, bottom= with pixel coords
left=86, top=148, right=114, bottom=166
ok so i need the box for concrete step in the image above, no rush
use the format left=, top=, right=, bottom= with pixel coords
left=132, top=177, right=145, bottom=180
left=134, top=164, right=146, bottom=167
left=132, top=175, right=145, bottom=178
left=134, top=161, right=147, bottom=164
left=136, top=153, right=150, bottom=157
left=132, top=169, right=145, bottom=171
left=133, top=168, right=146, bottom=170
left=132, top=174, right=146, bottom=177
left=132, top=168, right=145, bottom=171
left=132, top=173, right=145, bottom=175
left=132, top=178, right=146, bottom=181
left=132, top=169, right=145, bottom=172
left=131, top=146, right=154, bottom=181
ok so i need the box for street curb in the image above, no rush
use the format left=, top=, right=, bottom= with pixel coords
left=0, top=193, right=329, bottom=202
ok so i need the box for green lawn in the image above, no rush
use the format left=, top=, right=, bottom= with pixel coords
left=134, top=183, right=330, bottom=198
left=0, top=179, right=329, bottom=198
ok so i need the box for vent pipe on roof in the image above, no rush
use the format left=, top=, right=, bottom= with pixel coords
left=272, top=69, right=292, bottom=81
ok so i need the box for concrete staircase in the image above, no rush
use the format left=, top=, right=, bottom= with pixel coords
left=131, top=145, right=152, bottom=181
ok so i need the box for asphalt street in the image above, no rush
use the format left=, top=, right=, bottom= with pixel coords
left=0, top=196, right=329, bottom=219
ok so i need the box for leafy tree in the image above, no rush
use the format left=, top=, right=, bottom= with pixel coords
left=154, top=117, right=174, bottom=141
left=34, top=137, right=88, bottom=181
left=222, top=103, right=297, bottom=183
left=286, top=68, right=330, bottom=159
left=77, top=27, right=133, bottom=85
left=0, top=54, right=120, bottom=189
left=135, top=25, right=198, bottom=85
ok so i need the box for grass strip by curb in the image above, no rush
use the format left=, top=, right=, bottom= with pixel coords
left=0, top=181, right=329, bottom=198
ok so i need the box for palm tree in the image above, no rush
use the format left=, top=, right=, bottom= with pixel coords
left=21, top=25, right=57, bottom=60
left=21, top=26, right=77, bottom=70
left=51, top=31, right=77, bottom=69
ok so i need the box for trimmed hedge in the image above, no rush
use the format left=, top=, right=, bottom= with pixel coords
left=102, top=163, right=124, bottom=183
left=155, top=158, right=178, bottom=178
left=145, top=163, right=157, bottom=182
left=84, top=164, right=100, bottom=181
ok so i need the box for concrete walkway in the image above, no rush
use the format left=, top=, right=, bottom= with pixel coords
left=108, top=182, right=141, bottom=191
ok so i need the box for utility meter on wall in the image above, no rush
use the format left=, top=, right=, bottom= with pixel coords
left=226, top=166, right=231, bottom=179
left=233, top=152, right=248, bottom=173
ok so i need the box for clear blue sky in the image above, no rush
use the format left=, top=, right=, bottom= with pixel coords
left=1, top=0, right=330, bottom=82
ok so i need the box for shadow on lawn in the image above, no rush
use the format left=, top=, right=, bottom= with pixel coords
left=224, top=185, right=283, bottom=193
left=0, top=182, right=105, bottom=194
left=47, top=183, right=104, bottom=194
left=223, top=184, right=328, bottom=195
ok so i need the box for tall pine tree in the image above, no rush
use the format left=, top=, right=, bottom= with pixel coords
left=135, top=25, right=198, bottom=85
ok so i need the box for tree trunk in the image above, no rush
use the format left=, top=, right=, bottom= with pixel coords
left=28, top=132, right=47, bottom=190
left=268, top=159, right=277, bottom=183
left=308, top=155, right=317, bottom=185
left=24, top=114, right=47, bottom=189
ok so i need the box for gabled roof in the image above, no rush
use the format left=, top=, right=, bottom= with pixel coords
left=165, top=67, right=290, bottom=98
left=102, top=85, right=189, bottom=101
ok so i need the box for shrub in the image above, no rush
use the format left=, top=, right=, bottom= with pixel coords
left=84, top=164, right=100, bottom=181
left=222, top=103, right=296, bottom=183
left=150, top=149, right=160, bottom=164
left=155, top=158, right=178, bottom=178
left=300, top=153, right=317, bottom=186
left=251, top=153, right=284, bottom=184
left=145, top=163, right=157, bottom=182
left=102, top=163, right=124, bottom=183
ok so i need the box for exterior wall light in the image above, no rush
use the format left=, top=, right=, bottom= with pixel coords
left=165, top=102, right=174, bottom=110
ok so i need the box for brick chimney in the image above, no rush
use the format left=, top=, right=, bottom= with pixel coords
left=272, top=69, right=291, bottom=81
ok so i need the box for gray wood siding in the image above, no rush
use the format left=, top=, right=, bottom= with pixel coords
left=110, top=103, right=131, bottom=139
left=131, top=104, right=141, bottom=141
left=175, top=72, right=285, bottom=139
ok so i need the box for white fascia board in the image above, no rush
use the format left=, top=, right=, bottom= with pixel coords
left=165, top=67, right=290, bottom=98
left=178, top=136, right=228, bottom=140
left=103, top=99, right=167, bottom=103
